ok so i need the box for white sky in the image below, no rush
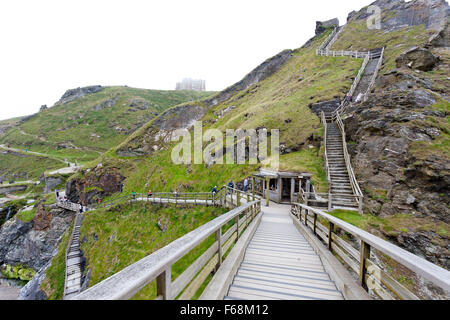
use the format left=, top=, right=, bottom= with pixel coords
left=0, top=0, right=375, bottom=120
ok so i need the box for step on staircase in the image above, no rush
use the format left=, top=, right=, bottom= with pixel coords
left=64, top=214, right=83, bottom=299
left=326, top=123, right=359, bottom=211
left=352, top=48, right=383, bottom=101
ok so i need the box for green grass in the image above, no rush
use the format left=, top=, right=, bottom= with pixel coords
left=74, top=202, right=228, bottom=300
left=0, top=151, right=62, bottom=180
left=327, top=209, right=450, bottom=238
left=0, top=87, right=214, bottom=171
left=331, top=20, right=435, bottom=72
left=87, top=30, right=362, bottom=197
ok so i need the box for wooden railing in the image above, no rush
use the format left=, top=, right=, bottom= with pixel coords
left=316, top=26, right=339, bottom=54
left=321, top=111, right=332, bottom=205
left=57, top=200, right=83, bottom=212
left=291, top=203, right=450, bottom=300
left=69, top=200, right=262, bottom=300
left=363, top=47, right=385, bottom=103
left=63, top=213, right=83, bottom=298
left=335, top=113, right=363, bottom=213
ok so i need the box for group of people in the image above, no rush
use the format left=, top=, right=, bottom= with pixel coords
left=55, top=189, right=86, bottom=214
left=214, top=178, right=250, bottom=196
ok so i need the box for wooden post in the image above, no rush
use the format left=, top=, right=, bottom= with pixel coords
left=237, top=190, right=241, bottom=207
left=328, top=222, right=334, bottom=251
left=360, top=241, right=371, bottom=290
left=313, top=213, right=317, bottom=235
left=290, top=178, right=295, bottom=204
left=157, top=267, right=171, bottom=300
left=358, top=196, right=363, bottom=214
left=236, top=216, right=240, bottom=240
left=216, top=228, right=222, bottom=271
left=265, top=178, right=270, bottom=207
left=328, top=193, right=332, bottom=211
left=305, top=209, right=308, bottom=227
left=251, top=177, right=255, bottom=201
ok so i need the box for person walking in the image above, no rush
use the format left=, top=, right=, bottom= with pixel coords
left=147, top=190, right=153, bottom=199
left=131, top=191, right=136, bottom=201
left=55, top=189, right=59, bottom=198
left=243, top=178, right=249, bottom=193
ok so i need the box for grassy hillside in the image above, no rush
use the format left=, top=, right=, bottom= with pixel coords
left=0, top=87, right=214, bottom=176
left=0, top=151, right=62, bottom=180
left=81, top=30, right=362, bottom=197
left=41, top=202, right=228, bottom=300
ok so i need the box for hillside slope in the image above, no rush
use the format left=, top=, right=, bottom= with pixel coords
left=61, top=0, right=449, bottom=299
left=0, top=86, right=213, bottom=180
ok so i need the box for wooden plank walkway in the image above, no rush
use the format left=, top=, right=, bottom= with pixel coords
left=225, top=203, right=344, bottom=300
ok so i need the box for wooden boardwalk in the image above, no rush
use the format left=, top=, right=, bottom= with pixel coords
left=225, top=203, right=343, bottom=300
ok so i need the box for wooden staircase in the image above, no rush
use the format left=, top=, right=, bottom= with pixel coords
left=64, top=213, right=83, bottom=299
left=325, top=123, right=359, bottom=211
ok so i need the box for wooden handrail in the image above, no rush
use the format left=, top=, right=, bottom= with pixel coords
left=363, top=47, right=385, bottom=103
left=291, top=203, right=450, bottom=299
left=63, top=213, right=82, bottom=298
left=69, top=200, right=261, bottom=300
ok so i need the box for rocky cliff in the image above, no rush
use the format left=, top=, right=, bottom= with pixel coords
left=0, top=204, right=74, bottom=272
left=344, top=34, right=449, bottom=269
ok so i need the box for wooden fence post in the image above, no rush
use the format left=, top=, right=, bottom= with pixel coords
left=157, top=267, right=172, bottom=300
left=328, top=222, right=334, bottom=252
left=360, top=241, right=371, bottom=290
left=216, top=228, right=222, bottom=271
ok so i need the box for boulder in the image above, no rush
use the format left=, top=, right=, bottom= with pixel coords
left=396, top=47, right=438, bottom=71
left=39, top=105, right=47, bottom=112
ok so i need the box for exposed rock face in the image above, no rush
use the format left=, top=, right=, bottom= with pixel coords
left=39, top=105, right=47, bottom=112
left=18, top=259, right=50, bottom=300
left=315, top=18, right=339, bottom=35
left=309, top=99, right=341, bottom=116
left=429, top=18, right=450, bottom=47
left=92, top=96, right=118, bottom=111
left=348, top=0, right=449, bottom=31
left=42, top=176, right=63, bottom=194
left=117, top=103, right=207, bottom=157
left=66, top=167, right=125, bottom=205
left=56, top=85, right=104, bottom=105
left=0, top=204, right=75, bottom=271
left=343, top=65, right=449, bottom=268
left=396, top=47, right=438, bottom=71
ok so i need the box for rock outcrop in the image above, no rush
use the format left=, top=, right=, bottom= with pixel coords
left=343, top=64, right=449, bottom=268
left=429, top=17, right=450, bottom=47
left=0, top=204, right=75, bottom=271
left=348, top=0, right=449, bottom=31
left=66, top=167, right=125, bottom=205
left=56, top=85, right=104, bottom=105
left=315, top=18, right=339, bottom=35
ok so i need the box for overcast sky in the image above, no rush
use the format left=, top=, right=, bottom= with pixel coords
left=0, top=0, right=375, bottom=120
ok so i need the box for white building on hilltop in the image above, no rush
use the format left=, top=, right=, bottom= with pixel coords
left=175, top=78, right=206, bottom=91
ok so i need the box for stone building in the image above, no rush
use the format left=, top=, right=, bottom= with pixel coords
left=175, top=78, right=206, bottom=91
